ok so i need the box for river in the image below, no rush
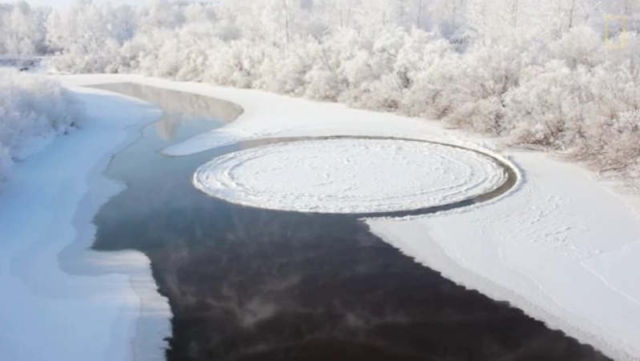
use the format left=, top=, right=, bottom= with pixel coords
left=91, top=82, right=609, bottom=361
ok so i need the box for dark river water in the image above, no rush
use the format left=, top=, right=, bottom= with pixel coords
left=91, top=83, right=610, bottom=361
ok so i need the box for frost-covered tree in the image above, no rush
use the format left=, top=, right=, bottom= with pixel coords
left=3, top=0, right=640, bottom=188
left=0, top=69, right=80, bottom=179
left=0, top=2, right=48, bottom=55
left=45, top=0, right=137, bottom=72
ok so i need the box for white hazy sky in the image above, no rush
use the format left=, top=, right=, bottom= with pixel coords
left=25, top=0, right=145, bottom=7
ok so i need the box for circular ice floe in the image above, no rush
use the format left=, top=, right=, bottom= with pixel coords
left=193, top=137, right=511, bottom=215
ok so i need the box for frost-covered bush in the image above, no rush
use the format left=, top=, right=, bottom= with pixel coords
left=0, top=2, right=48, bottom=55
left=0, top=69, right=80, bottom=179
left=45, top=1, right=137, bottom=72
left=8, top=0, right=640, bottom=188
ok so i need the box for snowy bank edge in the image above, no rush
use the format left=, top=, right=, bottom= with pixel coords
left=62, top=85, right=172, bottom=361
left=365, top=218, right=635, bottom=361
left=0, top=83, right=171, bottom=361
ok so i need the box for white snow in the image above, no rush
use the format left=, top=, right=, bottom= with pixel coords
left=56, top=74, right=640, bottom=361
left=0, top=69, right=78, bottom=180
left=366, top=153, right=640, bottom=361
left=0, top=85, right=170, bottom=361
left=193, top=138, right=507, bottom=214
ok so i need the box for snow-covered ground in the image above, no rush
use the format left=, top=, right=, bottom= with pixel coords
left=193, top=137, right=508, bottom=214
left=367, top=152, right=640, bottom=360
left=0, top=85, right=170, bottom=361
left=27, top=73, right=640, bottom=361
left=0, top=69, right=78, bottom=180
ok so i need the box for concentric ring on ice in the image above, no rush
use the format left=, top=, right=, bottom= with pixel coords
left=193, top=138, right=510, bottom=214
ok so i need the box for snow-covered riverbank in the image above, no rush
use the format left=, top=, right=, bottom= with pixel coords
left=367, top=151, right=640, bottom=361
left=56, top=74, right=640, bottom=360
left=0, top=69, right=78, bottom=180
left=0, top=85, right=170, bottom=361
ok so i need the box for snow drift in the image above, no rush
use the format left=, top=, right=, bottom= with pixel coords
left=0, top=69, right=79, bottom=180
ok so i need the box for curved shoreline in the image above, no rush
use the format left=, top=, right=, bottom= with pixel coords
left=61, top=88, right=172, bottom=361
left=0, top=86, right=171, bottom=361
